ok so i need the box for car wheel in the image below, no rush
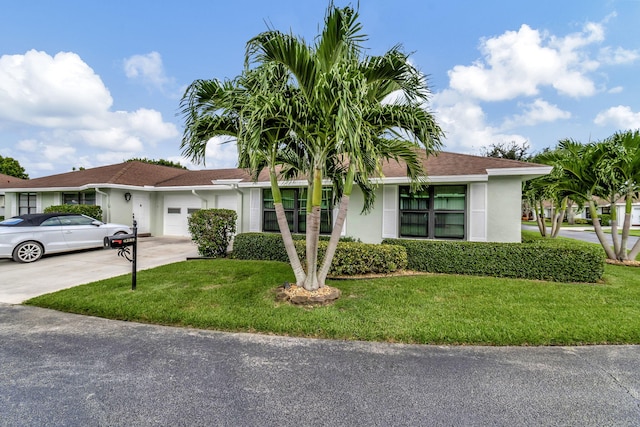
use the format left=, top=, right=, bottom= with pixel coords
left=12, top=241, right=44, bottom=263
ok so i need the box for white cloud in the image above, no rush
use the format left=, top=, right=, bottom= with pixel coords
left=502, top=99, right=571, bottom=128
left=598, top=46, right=640, bottom=65
left=432, top=92, right=527, bottom=152
left=123, top=51, right=171, bottom=90
left=0, top=50, right=180, bottom=177
left=448, top=21, right=610, bottom=101
left=594, top=106, right=640, bottom=129
left=0, top=50, right=113, bottom=126
left=607, top=86, right=623, bottom=94
left=181, top=136, right=239, bottom=170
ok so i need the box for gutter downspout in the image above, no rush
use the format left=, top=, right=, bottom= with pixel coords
left=95, top=188, right=110, bottom=222
left=192, top=190, right=208, bottom=209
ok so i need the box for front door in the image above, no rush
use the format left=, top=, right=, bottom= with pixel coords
left=132, top=193, right=151, bottom=234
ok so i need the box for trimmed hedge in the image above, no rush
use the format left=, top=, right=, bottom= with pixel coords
left=382, top=237, right=605, bottom=283
left=231, top=233, right=406, bottom=276
left=44, top=205, right=103, bottom=220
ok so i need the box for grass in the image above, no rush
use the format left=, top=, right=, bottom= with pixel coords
left=603, top=229, right=640, bottom=237
left=25, top=238, right=640, bottom=346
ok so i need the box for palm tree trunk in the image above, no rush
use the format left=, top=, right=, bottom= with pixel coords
left=318, top=166, right=354, bottom=285
left=610, top=201, right=620, bottom=258
left=551, top=197, right=566, bottom=238
left=536, top=200, right=546, bottom=237
left=303, top=168, right=323, bottom=291
left=618, top=196, right=633, bottom=260
left=270, top=171, right=306, bottom=285
left=590, top=201, right=617, bottom=260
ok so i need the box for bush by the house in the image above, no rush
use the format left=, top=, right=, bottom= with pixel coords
left=382, top=238, right=604, bottom=283
left=572, top=218, right=590, bottom=225
left=44, top=205, right=103, bottom=220
left=231, top=232, right=406, bottom=276
left=188, top=209, right=237, bottom=258
left=599, top=214, right=611, bottom=227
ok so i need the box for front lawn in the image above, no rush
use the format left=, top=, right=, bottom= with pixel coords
left=25, top=255, right=640, bottom=346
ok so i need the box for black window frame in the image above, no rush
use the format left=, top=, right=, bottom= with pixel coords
left=18, top=192, right=37, bottom=215
left=262, top=187, right=333, bottom=234
left=399, top=185, right=467, bottom=240
left=62, top=190, right=96, bottom=206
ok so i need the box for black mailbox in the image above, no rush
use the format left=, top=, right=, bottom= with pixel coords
left=104, top=234, right=136, bottom=249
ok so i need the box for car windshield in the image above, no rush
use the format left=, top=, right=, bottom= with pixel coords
left=0, top=218, right=24, bottom=226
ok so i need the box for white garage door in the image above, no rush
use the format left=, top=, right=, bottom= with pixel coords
left=164, top=195, right=202, bottom=237
left=632, top=207, right=640, bottom=226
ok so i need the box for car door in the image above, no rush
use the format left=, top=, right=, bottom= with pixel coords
left=33, top=216, right=69, bottom=253
left=59, top=215, right=107, bottom=250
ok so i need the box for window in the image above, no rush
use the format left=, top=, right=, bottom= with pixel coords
left=62, top=191, right=96, bottom=205
left=19, top=193, right=37, bottom=215
left=399, top=185, right=466, bottom=239
left=167, top=208, right=181, bottom=214
left=263, top=188, right=332, bottom=234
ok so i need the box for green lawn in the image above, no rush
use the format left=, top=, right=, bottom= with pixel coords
left=25, top=248, right=640, bottom=346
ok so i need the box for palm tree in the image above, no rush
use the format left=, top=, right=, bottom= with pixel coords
left=608, top=130, right=640, bottom=260
left=245, top=4, right=442, bottom=290
left=181, top=4, right=443, bottom=291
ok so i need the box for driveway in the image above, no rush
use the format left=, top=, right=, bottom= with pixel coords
left=0, top=237, right=199, bottom=304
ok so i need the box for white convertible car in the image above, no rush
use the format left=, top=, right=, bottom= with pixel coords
left=0, top=213, right=132, bottom=263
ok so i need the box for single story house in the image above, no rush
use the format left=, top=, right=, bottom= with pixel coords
left=542, top=198, right=640, bottom=225
left=0, top=152, right=551, bottom=243
left=0, top=173, right=26, bottom=219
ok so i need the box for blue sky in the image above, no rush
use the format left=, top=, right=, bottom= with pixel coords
left=1, top=0, right=639, bottom=178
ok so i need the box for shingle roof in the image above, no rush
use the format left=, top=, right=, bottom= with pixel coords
left=0, top=154, right=548, bottom=190
left=0, top=173, right=25, bottom=184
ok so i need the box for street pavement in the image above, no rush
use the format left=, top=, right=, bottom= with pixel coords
left=1, top=304, right=639, bottom=426
left=2, top=231, right=640, bottom=425
left=522, top=224, right=640, bottom=247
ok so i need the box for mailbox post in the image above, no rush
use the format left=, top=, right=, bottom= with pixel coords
left=103, top=219, right=138, bottom=290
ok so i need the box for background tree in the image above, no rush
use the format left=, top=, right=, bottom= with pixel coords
left=482, top=141, right=530, bottom=161
left=0, top=156, right=29, bottom=179
left=126, top=158, right=187, bottom=169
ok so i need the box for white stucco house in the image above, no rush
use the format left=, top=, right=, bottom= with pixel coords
left=0, top=152, right=551, bottom=243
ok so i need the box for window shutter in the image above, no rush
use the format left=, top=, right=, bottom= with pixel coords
left=382, top=185, right=398, bottom=238
left=468, top=183, right=487, bottom=241
left=249, top=188, right=261, bottom=232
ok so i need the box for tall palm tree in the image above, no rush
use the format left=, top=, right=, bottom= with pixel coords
left=608, top=130, right=640, bottom=260
left=245, top=4, right=443, bottom=290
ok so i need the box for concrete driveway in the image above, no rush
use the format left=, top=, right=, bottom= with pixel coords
left=0, top=237, right=199, bottom=304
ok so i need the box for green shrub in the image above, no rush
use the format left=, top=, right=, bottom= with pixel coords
left=382, top=238, right=604, bottom=283
left=232, top=233, right=406, bottom=276
left=598, top=214, right=611, bottom=226
left=44, top=205, right=103, bottom=220
left=573, top=218, right=590, bottom=225
left=188, top=209, right=237, bottom=258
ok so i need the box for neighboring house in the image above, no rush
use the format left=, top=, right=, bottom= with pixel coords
left=0, top=173, right=26, bottom=219
left=0, top=153, right=551, bottom=243
left=543, top=197, right=640, bottom=225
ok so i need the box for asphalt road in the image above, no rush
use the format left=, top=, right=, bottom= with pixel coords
left=522, top=224, right=640, bottom=247
left=1, top=304, right=639, bottom=426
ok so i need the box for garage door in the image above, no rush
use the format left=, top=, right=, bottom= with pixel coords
left=164, top=195, right=202, bottom=237
left=632, top=207, right=640, bottom=226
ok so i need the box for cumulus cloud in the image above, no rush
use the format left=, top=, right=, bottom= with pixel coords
left=594, top=106, right=640, bottom=128
left=179, top=136, right=239, bottom=170
left=0, top=50, right=113, bottom=126
left=448, top=21, right=608, bottom=101
left=123, top=51, right=171, bottom=90
left=502, top=99, right=571, bottom=129
left=432, top=91, right=527, bottom=152
left=0, top=50, right=180, bottom=177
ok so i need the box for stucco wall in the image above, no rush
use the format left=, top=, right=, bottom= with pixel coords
left=486, top=177, right=522, bottom=242
left=344, top=186, right=384, bottom=243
